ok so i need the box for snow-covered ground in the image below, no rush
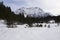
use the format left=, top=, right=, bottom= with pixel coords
left=0, top=20, right=7, bottom=28
left=0, top=25, right=60, bottom=40
left=0, top=20, right=60, bottom=40
left=0, top=27, right=60, bottom=40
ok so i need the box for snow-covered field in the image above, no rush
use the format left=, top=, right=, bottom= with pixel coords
left=0, top=20, right=60, bottom=40
left=0, top=27, right=60, bottom=40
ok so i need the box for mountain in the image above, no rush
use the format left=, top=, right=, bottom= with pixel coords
left=15, top=7, right=52, bottom=18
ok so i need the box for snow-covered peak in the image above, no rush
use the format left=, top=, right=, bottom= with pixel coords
left=15, top=7, right=51, bottom=17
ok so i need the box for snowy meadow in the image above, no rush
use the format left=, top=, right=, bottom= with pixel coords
left=0, top=20, right=60, bottom=40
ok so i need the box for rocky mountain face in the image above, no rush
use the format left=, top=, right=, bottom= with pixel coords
left=15, top=7, right=51, bottom=18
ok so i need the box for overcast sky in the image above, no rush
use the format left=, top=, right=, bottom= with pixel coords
left=0, top=0, right=60, bottom=16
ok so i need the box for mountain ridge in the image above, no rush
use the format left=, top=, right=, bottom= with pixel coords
left=15, top=7, right=52, bottom=18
